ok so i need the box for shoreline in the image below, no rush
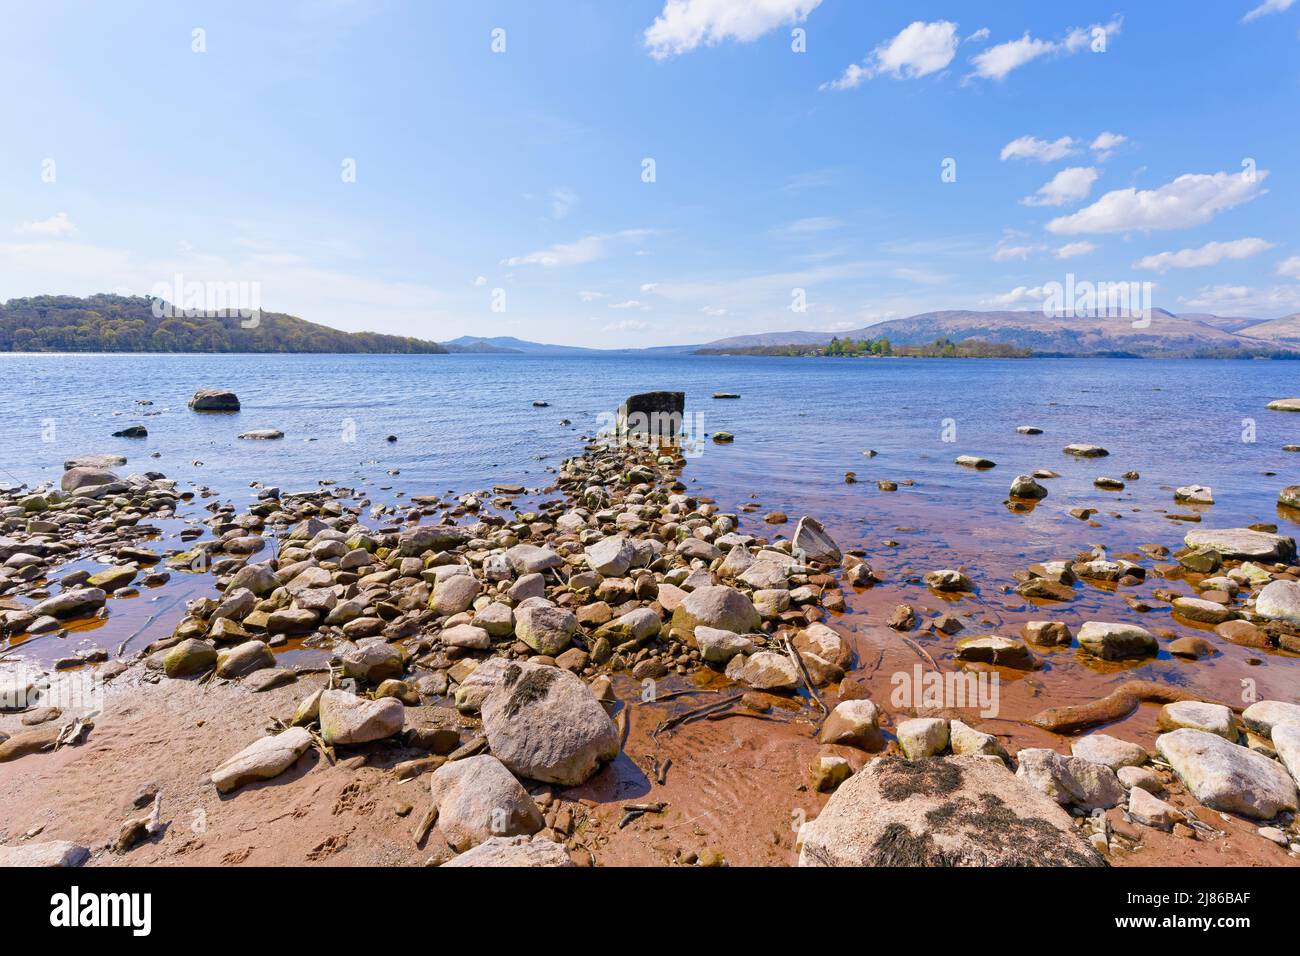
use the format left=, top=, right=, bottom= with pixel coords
left=2, top=395, right=1300, bottom=867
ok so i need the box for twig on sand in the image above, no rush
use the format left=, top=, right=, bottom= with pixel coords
left=902, top=636, right=939, bottom=671
left=782, top=636, right=828, bottom=719
left=651, top=693, right=743, bottom=737
left=116, top=594, right=183, bottom=656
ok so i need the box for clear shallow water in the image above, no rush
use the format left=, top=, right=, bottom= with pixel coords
left=3, top=351, right=1299, bottom=708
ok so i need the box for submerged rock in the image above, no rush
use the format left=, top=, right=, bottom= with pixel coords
left=1183, top=528, right=1295, bottom=562
left=798, top=755, right=1104, bottom=866
left=188, top=388, right=240, bottom=411
left=1076, top=621, right=1157, bottom=660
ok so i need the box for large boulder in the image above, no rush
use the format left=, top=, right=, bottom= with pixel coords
left=798, top=755, right=1104, bottom=866
left=1256, top=580, right=1300, bottom=626
left=1156, top=728, right=1297, bottom=819
left=616, top=391, right=684, bottom=439
left=60, top=467, right=118, bottom=493
left=442, top=835, right=573, bottom=867
left=1183, top=528, right=1295, bottom=563
left=188, top=388, right=240, bottom=411
left=428, top=754, right=543, bottom=851
left=211, top=728, right=312, bottom=793
left=793, top=516, right=841, bottom=565
left=480, top=662, right=619, bottom=785
left=1242, top=700, right=1300, bottom=737
left=319, top=690, right=404, bottom=746
left=670, top=585, right=760, bottom=644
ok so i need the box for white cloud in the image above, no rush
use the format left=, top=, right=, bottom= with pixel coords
left=504, top=229, right=652, bottom=267
left=1243, top=0, right=1296, bottom=23
left=473, top=275, right=488, bottom=286
left=966, top=27, right=990, bottom=43
left=1277, top=256, right=1300, bottom=279
left=1133, top=238, right=1275, bottom=272
left=1047, top=170, right=1269, bottom=235
left=1056, top=241, right=1097, bottom=259
left=893, top=266, right=950, bottom=285
left=700, top=305, right=729, bottom=316
left=1021, top=166, right=1099, bottom=207
left=608, top=299, right=648, bottom=310
left=1000, top=135, right=1077, bottom=162
left=969, top=18, right=1122, bottom=81
left=1181, top=283, right=1300, bottom=314
left=644, top=0, right=821, bottom=60
left=639, top=282, right=660, bottom=294
left=1090, top=131, right=1127, bottom=161
left=983, top=285, right=1051, bottom=307
left=577, top=289, right=605, bottom=302
left=970, top=33, right=1055, bottom=80
left=549, top=188, right=577, bottom=219
left=16, top=212, right=77, bottom=237
left=821, top=20, right=958, bottom=89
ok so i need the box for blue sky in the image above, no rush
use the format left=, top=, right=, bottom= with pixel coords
left=2, top=0, right=1299, bottom=346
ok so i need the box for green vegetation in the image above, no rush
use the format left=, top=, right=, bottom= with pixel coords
left=0, top=294, right=447, bottom=354
left=697, top=336, right=1030, bottom=358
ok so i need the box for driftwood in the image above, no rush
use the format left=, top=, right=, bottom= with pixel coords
left=413, top=806, right=438, bottom=846
left=651, top=693, right=743, bottom=737
left=781, top=636, right=828, bottom=718
left=901, top=636, right=939, bottom=671
left=1027, top=680, right=1227, bottom=735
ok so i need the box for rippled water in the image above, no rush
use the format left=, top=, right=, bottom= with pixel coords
left=4, top=352, right=1298, bottom=686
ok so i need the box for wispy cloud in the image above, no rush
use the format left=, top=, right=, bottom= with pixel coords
left=768, top=216, right=841, bottom=239
left=16, top=212, right=77, bottom=237
left=969, top=18, right=1122, bottom=81
left=504, top=229, right=653, bottom=267
left=1133, top=238, right=1275, bottom=272
left=1000, top=135, right=1077, bottom=162
left=1243, top=0, right=1296, bottom=23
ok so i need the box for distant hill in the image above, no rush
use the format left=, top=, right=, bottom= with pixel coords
left=1234, top=313, right=1300, bottom=344
left=443, top=335, right=599, bottom=356
left=697, top=309, right=1299, bottom=358
left=0, top=294, right=447, bottom=354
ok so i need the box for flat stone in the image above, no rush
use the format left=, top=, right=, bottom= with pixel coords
left=0, top=841, right=89, bottom=867
left=1183, top=528, right=1295, bottom=563
left=1076, top=621, right=1157, bottom=660
left=1157, top=701, right=1235, bottom=740
left=212, top=727, right=312, bottom=793
left=442, top=836, right=573, bottom=867
left=1071, top=734, right=1147, bottom=770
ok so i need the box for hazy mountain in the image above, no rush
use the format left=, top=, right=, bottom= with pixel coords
left=442, top=335, right=600, bottom=356
left=0, top=294, right=447, bottom=354
left=1174, top=312, right=1265, bottom=333
left=697, top=309, right=1299, bottom=358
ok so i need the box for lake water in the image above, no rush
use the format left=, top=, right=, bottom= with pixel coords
left=4, top=352, right=1300, bottom=713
